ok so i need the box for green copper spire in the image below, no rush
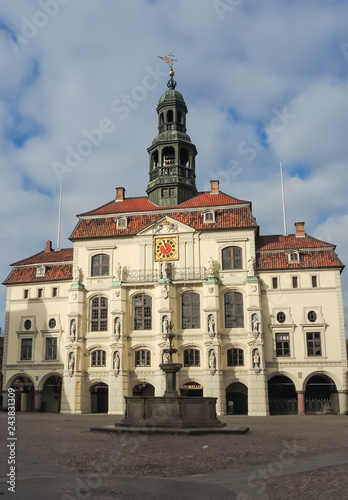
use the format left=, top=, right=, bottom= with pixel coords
left=146, top=55, right=197, bottom=206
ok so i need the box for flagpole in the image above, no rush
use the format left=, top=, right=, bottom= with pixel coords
left=280, top=161, right=287, bottom=236
left=57, top=181, right=63, bottom=250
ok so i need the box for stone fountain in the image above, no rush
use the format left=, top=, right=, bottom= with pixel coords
left=119, top=321, right=225, bottom=429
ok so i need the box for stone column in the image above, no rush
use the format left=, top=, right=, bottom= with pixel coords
left=338, top=391, right=348, bottom=415
left=297, top=391, right=305, bottom=415
left=34, top=390, right=42, bottom=411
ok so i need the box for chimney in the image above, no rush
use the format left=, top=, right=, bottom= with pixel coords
left=115, top=187, right=125, bottom=202
left=45, top=240, right=53, bottom=252
left=210, top=180, right=219, bottom=194
left=295, top=222, right=305, bottom=237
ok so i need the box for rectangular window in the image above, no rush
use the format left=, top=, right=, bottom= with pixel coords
left=292, top=276, right=298, bottom=289
left=272, top=277, right=278, bottom=289
left=45, top=338, right=57, bottom=360
left=306, top=332, right=322, bottom=356
left=24, top=289, right=29, bottom=299
left=135, top=350, right=150, bottom=367
left=21, top=338, right=33, bottom=360
left=91, top=350, right=106, bottom=367
left=52, top=287, right=58, bottom=297
left=183, top=349, right=200, bottom=367
left=276, top=333, right=290, bottom=357
left=311, top=276, right=318, bottom=288
left=37, top=288, right=43, bottom=298
left=227, top=348, right=244, bottom=366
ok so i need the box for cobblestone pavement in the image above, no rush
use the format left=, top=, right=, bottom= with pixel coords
left=1, top=412, right=347, bottom=499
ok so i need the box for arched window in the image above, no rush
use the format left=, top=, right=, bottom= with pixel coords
left=167, top=110, right=173, bottom=123
left=135, top=349, right=151, bottom=367
left=91, top=254, right=110, bottom=276
left=224, top=292, right=244, bottom=328
left=183, top=348, right=200, bottom=367
left=91, top=297, right=108, bottom=331
left=227, top=348, right=244, bottom=366
left=134, top=294, right=152, bottom=330
left=91, top=350, right=106, bottom=367
left=222, top=246, right=242, bottom=270
left=182, top=292, right=200, bottom=329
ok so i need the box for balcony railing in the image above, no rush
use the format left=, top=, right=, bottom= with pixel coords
left=122, top=267, right=206, bottom=283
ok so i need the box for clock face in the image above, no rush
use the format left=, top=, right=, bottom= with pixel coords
left=155, top=237, right=178, bottom=260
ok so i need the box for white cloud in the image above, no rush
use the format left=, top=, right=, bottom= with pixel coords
left=0, top=0, right=348, bottom=335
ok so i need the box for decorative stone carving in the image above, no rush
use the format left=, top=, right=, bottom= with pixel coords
left=207, top=256, right=215, bottom=276
left=252, top=349, right=261, bottom=372
left=113, top=351, right=120, bottom=374
left=251, top=313, right=260, bottom=336
left=69, top=319, right=77, bottom=342
left=208, top=349, right=216, bottom=374
left=162, top=315, right=169, bottom=335
left=161, top=260, right=167, bottom=279
left=208, top=314, right=216, bottom=337
left=161, top=284, right=168, bottom=299
left=68, top=352, right=75, bottom=376
left=248, top=257, right=256, bottom=276
left=155, top=219, right=178, bottom=234
left=114, top=317, right=121, bottom=339
left=73, top=266, right=80, bottom=283
left=162, top=351, right=171, bottom=364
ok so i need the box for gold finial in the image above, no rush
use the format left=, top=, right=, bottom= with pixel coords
left=158, top=52, right=177, bottom=75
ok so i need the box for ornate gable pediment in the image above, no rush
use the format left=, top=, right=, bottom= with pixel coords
left=137, top=216, right=195, bottom=236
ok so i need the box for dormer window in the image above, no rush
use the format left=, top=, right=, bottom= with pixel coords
left=36, top=266, right=46, bottom=277
left=116, top=217, right=127, bottom=229
left=288, top=251, right=300, bottom=263
left=203, top=211, right=215, bottom=223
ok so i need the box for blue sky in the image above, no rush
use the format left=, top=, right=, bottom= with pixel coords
left=0, top=0, right=348, bottom=333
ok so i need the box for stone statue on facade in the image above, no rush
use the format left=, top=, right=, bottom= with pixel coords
left=70, top=319, right=76, bottom=341
left=113, top=351, right=120, bottom=373
left=253, top=349, right=260, bottom=369
left=114, top=318, right=121, bottom=338
left=68, top=353, right=75, bottom=376
left=248, top=257, right=256, bottom=276
left=162, top=316, right=169, bottom=335
left=73, top=266, right=80, bottom=283
left=209, top=349, right=216, bottom=373
left=207, top=256, right=215, bottom=276
left=208, top=315, right=215, bottom=336
left=251, top=313, right=260, bottom=335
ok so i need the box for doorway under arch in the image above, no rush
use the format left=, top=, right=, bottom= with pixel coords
left=133, top=383, right=155, bottom=397
left=10, top=376, right=35, bottom=411
left=90, top=382, right=108, bottom=413
left=180, top=381, right=203, bottom=397
left=41, top=375, right=62, bottom=412
left=305, top=374, right=339, bottom=414
left=268, top=375, right=298, bottom=415
left=226, top=382, right=248, bottom=415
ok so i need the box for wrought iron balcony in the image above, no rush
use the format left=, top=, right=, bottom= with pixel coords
left=172, top=267, right=206, bottom=281
left=121, top=267, right=206, bottom=283
left=149, top=166, right=195, bottom=181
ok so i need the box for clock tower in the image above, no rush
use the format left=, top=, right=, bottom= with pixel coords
left=146, top=60, right=198, bottom=206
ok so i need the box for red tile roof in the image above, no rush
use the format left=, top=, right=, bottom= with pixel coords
left=71, top=207, right=256, bottom=239
left=80, top=191, right=249, bottom=216
left=3, top=247, right=73, bottom=285
left=11, top=248, right=73, bottom=266
left=256, top=235, right=332, bottom=251
left=3, top=264, right=73, bottom=285
left=256, top=250, right=342, bottom=271
left=256, top=234, right=342, bottom=270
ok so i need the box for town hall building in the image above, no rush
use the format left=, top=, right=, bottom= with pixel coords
left=2, top=65, right=348, bottom=416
